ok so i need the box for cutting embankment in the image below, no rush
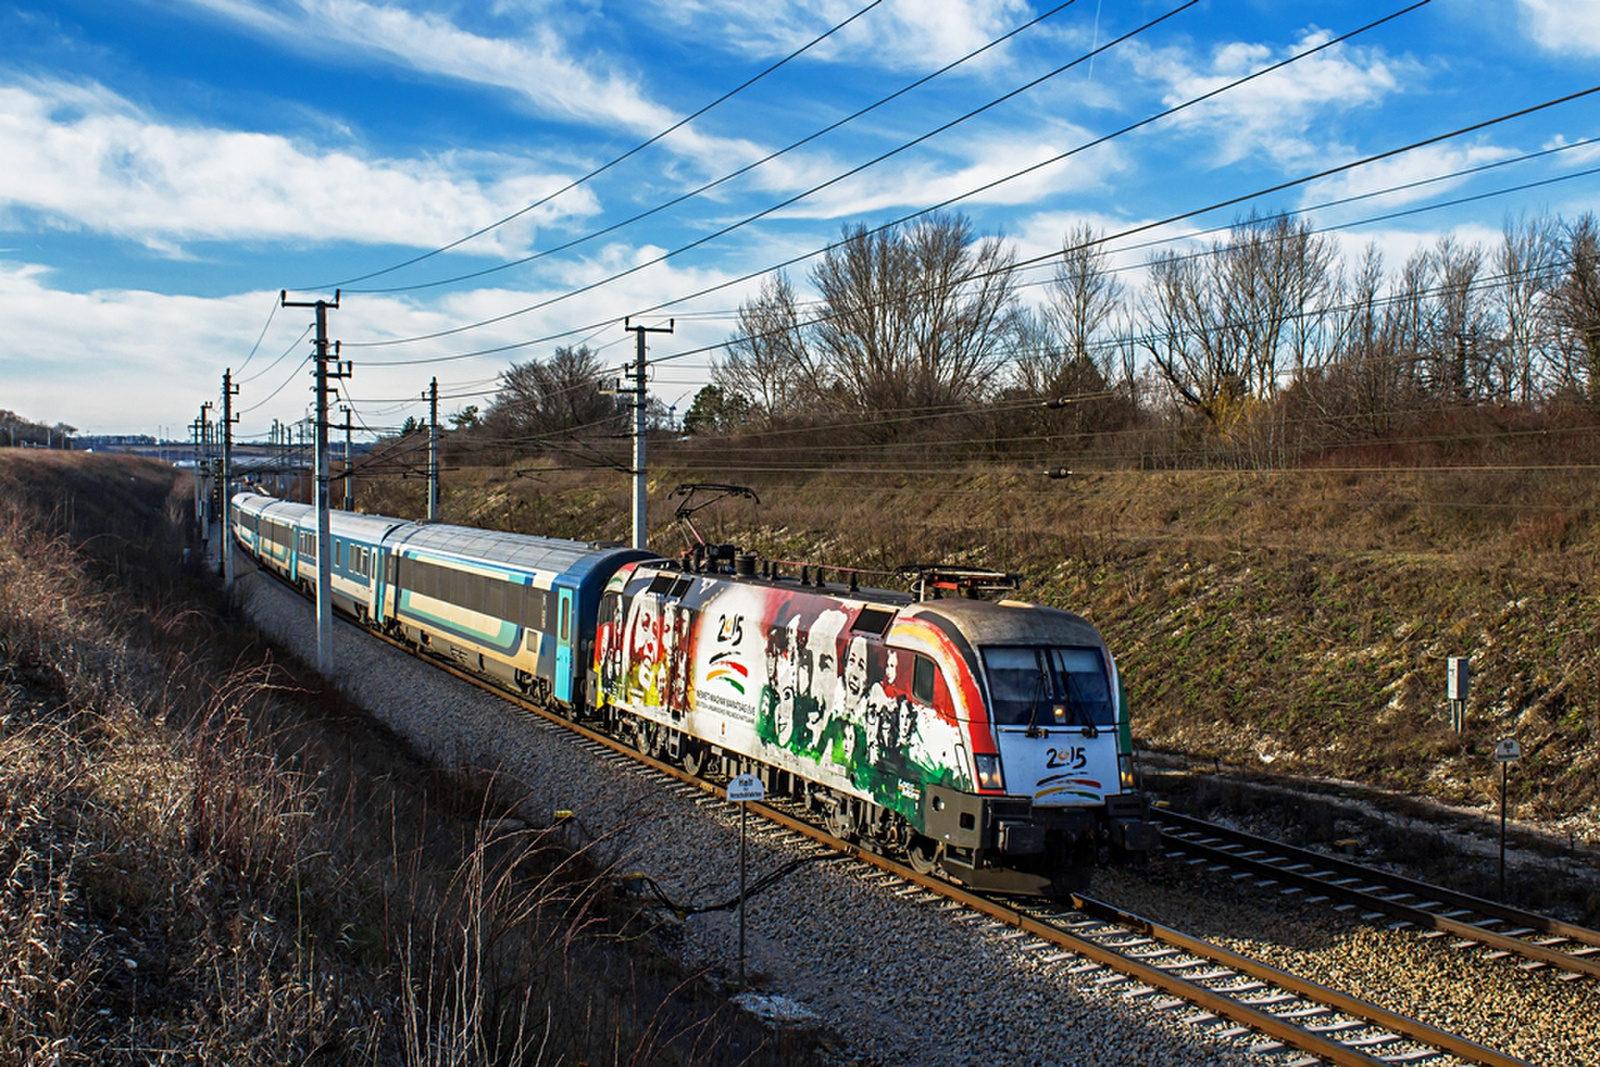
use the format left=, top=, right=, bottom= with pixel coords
left=0, top=451, right=821, bottom=1064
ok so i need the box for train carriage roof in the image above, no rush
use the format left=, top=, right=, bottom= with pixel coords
left=387, top=523, right=656, bottom=583
left=233, top=495, right=414, bottom=543
left=233, top=494, right=308, bottom=526
left=328, top=509, right=416, bottom=543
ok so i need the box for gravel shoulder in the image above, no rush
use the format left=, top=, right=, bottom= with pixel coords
left=1096, top=859, right=1600, bottom=1066
left=233, top=565, right=1275, bottom=1067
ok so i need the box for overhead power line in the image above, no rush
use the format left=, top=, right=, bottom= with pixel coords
left=234, top=297, right=280, bottom=377
left=642, top=82, right=1600, bottom=372
left=347, top=0, right=1082, bottom=296
left=340, top=0, right=1203, bottom=351
left=341, top=0, right=1430, bottom=355
left=303, top=0, right=891, bottom=292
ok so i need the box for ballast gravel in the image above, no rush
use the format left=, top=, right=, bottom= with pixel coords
left=242, top=562, right=1600, bottom=1066
left=236, top=567, right=1271, bottom=1067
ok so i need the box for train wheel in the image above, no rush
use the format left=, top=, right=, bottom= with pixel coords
left=513, top=669, right=534, bottom=694
left=634, top=722, right=662, bottom=759
left=907, top=836, right=942, bottom=876
left=824, top=800, right=855, bottom=841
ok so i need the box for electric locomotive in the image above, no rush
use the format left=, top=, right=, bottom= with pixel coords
left=592, top=552, right=1157, bottom=895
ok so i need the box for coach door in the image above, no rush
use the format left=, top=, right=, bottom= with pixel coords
left=554, top=586, right=575, bottom=702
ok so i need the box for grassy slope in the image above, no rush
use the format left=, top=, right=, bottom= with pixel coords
left=359, top=461, right=1600, bottom=836
left=0, top=451, right=825, bottom=1064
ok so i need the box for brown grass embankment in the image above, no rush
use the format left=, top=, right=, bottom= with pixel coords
left=0, top=451, right=822, bottom=1065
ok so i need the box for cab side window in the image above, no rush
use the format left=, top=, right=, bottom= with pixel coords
left=912, top=654, right=937, bottom=704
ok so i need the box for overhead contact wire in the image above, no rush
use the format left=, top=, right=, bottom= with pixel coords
left=343, top=0, right=1205, bottom=348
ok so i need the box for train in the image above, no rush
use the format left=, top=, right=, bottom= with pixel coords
left=229, top=491, right=1158, bottom=895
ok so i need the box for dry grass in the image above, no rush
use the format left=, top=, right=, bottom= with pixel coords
left=0, top=451, right=823, bottom=1065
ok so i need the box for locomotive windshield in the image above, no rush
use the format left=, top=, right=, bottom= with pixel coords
left=981, top=647, right=1115, bottom=727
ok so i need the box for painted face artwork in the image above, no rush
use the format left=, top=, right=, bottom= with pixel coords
left=844, top=636, right=869, bottom=702
left=630, top=596, right=658, bottom=666
left=600, top=574, right=981, bottom=817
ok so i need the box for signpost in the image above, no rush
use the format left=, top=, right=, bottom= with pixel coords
left=1447, top=657, right=1470, bottom=732
left=1492, top=738, right=1521, bottom=899
left=727, top=772, right=765, bottom=989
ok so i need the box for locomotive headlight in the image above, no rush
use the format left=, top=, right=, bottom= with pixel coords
left=1118, top=753, right=1137, bottom=792
left=974, top=753, right=1005, bottom=793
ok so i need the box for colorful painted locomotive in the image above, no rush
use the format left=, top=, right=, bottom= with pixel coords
left=230, top=492, right=1157, bottom=894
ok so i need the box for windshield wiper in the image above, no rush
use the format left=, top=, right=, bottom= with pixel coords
left=1023, top=668, right=1049, bottom=738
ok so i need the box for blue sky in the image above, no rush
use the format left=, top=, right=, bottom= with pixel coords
left=1, top=0, right=1596, bottom=438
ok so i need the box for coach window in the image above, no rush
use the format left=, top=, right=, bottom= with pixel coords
left=559, top=601, right=570, bottom=643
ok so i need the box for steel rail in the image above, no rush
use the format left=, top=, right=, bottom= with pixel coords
left=1059, top=896, right=1529, bottom=1067
left=1156, top=809, right=1600, bottom=980
left=347, top=621, right=1526, bottom=1067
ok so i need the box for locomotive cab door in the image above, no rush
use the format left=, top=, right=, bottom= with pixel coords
left=554, top=586, right=575, bottom=702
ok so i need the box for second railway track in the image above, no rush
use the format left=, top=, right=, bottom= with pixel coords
left=1154, top=808, right=1600, bottom=982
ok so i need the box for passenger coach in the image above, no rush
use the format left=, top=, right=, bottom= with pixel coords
left=229, top=493, right=652, bottom=711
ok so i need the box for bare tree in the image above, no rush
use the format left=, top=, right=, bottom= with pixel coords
left=713, top=271, right=820, bottom=424
left=485, top=345, right=622, bottom=442
left=1139, top=214, right=1338, bottom=425
left=1043, top=223, right=1124, bottom=384
left=1217, top=213, right=1338, bottom=394
left=1491, top=213, right=1560, bottom=403
left=1423, top=235, right=1492, bottom=402
left=996, top=308, right=1131, bottom=450
left=809, top=212, right=1021, bottom=416
left=1550, top=212, right=1600, bottom=402
left=1139, top=243, right=1243, bottom=423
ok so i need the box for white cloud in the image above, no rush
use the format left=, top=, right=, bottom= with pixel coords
left=1299, top=143, right=1521, bottom=216
left=643, top=0, right=1034, bottom=71
left=180, top=0, right=769, bottom=167
left=0, top=79, right=597, bottom=253
left=0, top=263, right=279, bottom=433
left=1128, top=27, right=1416, bottom=168
left=767, top=121, right=1124, bottom=222
left=1517, top=0, right=1600, bottom=57
left=0, top=252, right=745, bottom=435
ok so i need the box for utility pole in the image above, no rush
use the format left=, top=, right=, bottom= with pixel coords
left=280, top=290, right=345, bottom=674
left=194, top=402, right=214, bottom=538
left=221, top=369, right=239, bottom=590
left=190, top=410, right=204, bottom=539
left=623, top=317, right=672, bottom=550
left=426, top=377, right=439, bottom=521
left=338, top=404, right=354, bottom=510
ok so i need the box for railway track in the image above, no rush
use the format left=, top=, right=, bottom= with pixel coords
left=365, top=625, right=1531, bottom=1067
left=1154, top=808, right=1600, bottom=982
